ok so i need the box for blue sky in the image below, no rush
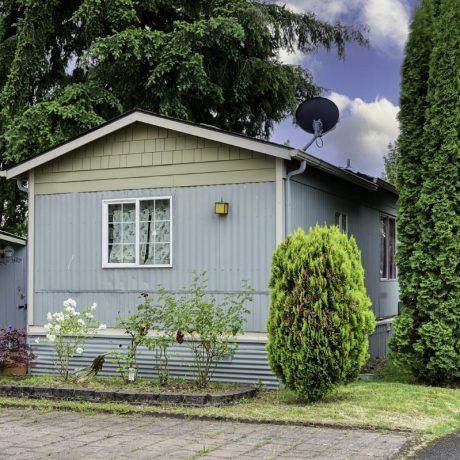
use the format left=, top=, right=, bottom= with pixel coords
left=270, top=0, right=419, bottom=177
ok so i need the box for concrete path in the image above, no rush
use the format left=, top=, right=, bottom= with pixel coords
left=0, top=408, right=409, bottom=459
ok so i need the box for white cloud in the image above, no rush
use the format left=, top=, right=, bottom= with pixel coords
left=278, top=0, right=410, bottom=53
left=278, top=48, right=304, bottom=65
left=323, top=92, right=400, bottom=176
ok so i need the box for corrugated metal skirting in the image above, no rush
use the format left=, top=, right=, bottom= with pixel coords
left=369, top=320, right=394, bottom=358
left=30, top=337, right=281, bottom=388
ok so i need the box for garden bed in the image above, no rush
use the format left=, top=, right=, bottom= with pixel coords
left=0, top=376, right=256, bottom=407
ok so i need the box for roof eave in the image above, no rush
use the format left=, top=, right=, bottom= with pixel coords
left=292, top=150, right=379, bottom=191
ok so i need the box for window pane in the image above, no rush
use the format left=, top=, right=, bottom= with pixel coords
left=109, top=244, right=123, bottom=263
left=140, top=200, right=155, bottom=222
left=388, top=217, right=396, bottom=279
left=122, top=223, right=136, bottom=243
left=139, top=222, right=153, bottom=244
left=122, top=203, right=135, bottom=222
left=155, top=199, right=170, bottom=220
left=335, top=212, right=340, bottom=227
left=380, top=216, right=387, bottom=279
left=343, top=215, right=348, bottom=233
left=110, top=224, right=122, bottom=244
left=155, top=243, right=170, bottom=265
left=140, top=243, right=155, bottom=265
left=108, top=204, right=122, bottom=223
left=155, top=221, right=170, bottom=243
left=123, top=244, right=135, bottom=263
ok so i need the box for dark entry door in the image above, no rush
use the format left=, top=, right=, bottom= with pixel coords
left=0, top=245, right=27, bottom=329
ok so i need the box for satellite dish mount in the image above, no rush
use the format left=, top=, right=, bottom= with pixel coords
left=295, top=97, right=339, bottom=151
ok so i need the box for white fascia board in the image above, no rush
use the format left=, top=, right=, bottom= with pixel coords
left=0, top=170, right=6, bottom=177
left=6, top=112, right=140, bottom=179
left=6, top=111, right=292, bottom=178
left=135, top=112, right=292, bottom=160
left=0, top=233, right=27, bottom=246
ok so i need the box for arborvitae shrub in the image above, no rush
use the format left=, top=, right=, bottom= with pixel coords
left=267, top=225, right=375, bottom=401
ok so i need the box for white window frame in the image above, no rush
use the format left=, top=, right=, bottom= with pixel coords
left=335, top=211, right=348, bottom=235
left=102, top=196, right=173, bottom=268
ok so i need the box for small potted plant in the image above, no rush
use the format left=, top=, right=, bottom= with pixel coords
left=0, top=326, right=36, bottom=376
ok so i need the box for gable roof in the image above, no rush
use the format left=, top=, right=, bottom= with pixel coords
left=2, top=108, right=292, bottom=179
left=0, top=108, right=396, bottom=194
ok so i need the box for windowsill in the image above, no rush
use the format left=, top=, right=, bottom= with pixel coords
left=379, top=278, right=397, bottom=282
left=102, top=264, right=173, bottom=269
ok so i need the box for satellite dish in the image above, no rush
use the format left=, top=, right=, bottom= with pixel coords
left=295, top=97, right=339, bottom=135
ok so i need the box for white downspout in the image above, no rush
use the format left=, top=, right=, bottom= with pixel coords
left=286, top=160, right=307, bottom=235
left=285, top=119, right=324, bottom=236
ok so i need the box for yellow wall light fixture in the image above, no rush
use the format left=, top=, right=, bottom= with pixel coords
left=214, top=201, right=229, bottom=215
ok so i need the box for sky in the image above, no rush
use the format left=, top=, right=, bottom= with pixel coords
left=270, top=0, right=419, bottom=178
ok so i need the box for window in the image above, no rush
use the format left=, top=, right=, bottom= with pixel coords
left=380, top=214, right=396, bottom=280
left=102, top=197, right=172, bottom=267
left=335, top=212, right=348, bottom=234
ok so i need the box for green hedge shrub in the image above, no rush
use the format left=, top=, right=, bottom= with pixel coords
left=267, top=225, right=375, bottom=401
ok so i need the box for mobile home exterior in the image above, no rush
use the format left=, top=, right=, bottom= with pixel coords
left=0, top=231, right=27, bottom=329
left=3, top=109, right=398, bottom=385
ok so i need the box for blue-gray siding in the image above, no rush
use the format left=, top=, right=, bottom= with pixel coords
left=34, top=182, right=276, bottom=332
left=30, top=337, right=279, bottom=387
left=0, top=245, right=27, bottom=329
left=290, top=169, right=399, bottom=320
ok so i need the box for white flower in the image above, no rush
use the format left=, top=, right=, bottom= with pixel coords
left=63, top=298, right=77, bottom=309
left=54, top=312, right=64, bottom=322
left=44, top=323, right=51, bottom=331
left=65, top=306, right=76, bottom=315
left=46, top=334, right=56, bottom=343
left=35, top=337, right=40, bottom=344
left=47, top=312, right=52, bottom=321
left=53, top=324, right=61, bottom=333
left=99, top=324, right=107, bottom=330
left=77, top=318, right=86, bottom=326
left=76, top=347, right=83, bottom=354
left=91, top=303, right=97, bottom=310
left=85, top=313, right=94, bottom=319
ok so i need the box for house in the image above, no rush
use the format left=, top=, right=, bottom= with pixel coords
left=0, top=231, right=27, bottom=329
left=1, top=109, right=398, bottom=385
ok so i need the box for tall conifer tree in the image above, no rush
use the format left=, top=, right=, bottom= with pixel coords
left=0, top=1, right=366, bottom=234
left=390, top=0, right=460, bottom=383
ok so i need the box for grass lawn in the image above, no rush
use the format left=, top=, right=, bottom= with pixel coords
left=0, top=366, right=459, bottom=446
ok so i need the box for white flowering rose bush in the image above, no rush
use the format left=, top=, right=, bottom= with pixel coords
left=37, top=299, right=107, bottom=380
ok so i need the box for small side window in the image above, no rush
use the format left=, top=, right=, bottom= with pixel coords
left=335, top=212, right=348, bottom=234
left=380, top=214, right=396, bottom=280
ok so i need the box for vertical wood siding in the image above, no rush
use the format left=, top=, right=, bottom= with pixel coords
left=34, top=182, right=276, bottom=332
left=290, top=172, right=399, bottom=320
left=0, top=246, right=27, bottom=329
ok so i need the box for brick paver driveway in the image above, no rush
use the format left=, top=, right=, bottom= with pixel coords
left=0, top=408, right=409, bottom=459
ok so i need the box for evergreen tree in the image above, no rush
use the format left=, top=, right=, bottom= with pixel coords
left=0, top=1, right=366, bottom=233
left=267, top=226, right=375, bottom=401
left=390, top=0, right=460, bottom=383
left=382, top=140, right=399, bottom=186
